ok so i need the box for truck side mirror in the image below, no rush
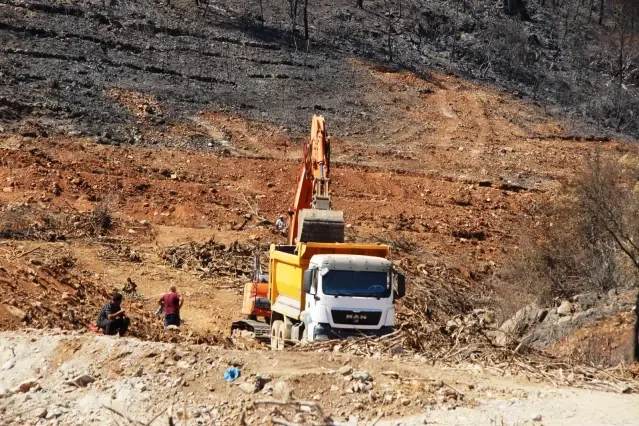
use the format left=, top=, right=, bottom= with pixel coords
left=395, top=273, right=406, bottom=299
left=303, top=269, right=314, bottom=294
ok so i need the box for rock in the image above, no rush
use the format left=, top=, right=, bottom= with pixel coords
left=167, top=325, right=180, bottom=331
left=401, top=398, right=411, bottom=406
left=238, top=382, right=257, bottom=394
left=66, top=375, right=94, bottom=388
left=557, top=300, right=572, bottom=316
left=532, top=414, right=542, bottom=422
left=381, top=371, right=399, bottom=379
left=576, top=292, right=598, bottom=311
left=135, top=383, right=147, bottom=392
left=15, top=379, right=39, bottom=393
left=273, top=381, right=291, bottom=401
left=177, top=360, right=190, bottom=369
left=133, top=367, right=144, bottom=377
left=338, top=365, right=353, bottom=376
left=494, top=302, right=540, bottom=346
left=352, top=371, right=372, bottom=382
left=45, top=407, right=63, bottom=419
left=1, top=359, right=15, bottom=371
left=255, top=374, right=272, bottom=391
left=4, top=305, right=27, bottom=321
left=0, top=386, right=13, bottom=399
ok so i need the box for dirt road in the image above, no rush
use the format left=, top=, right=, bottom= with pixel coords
left=1, top=331, right=638, bottom=426
left=381, top=390, right=639, bottom=425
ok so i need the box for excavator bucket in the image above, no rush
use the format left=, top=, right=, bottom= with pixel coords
left=298, top=209, right=345, bottom=243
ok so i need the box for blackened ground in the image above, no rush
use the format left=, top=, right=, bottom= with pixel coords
left=0, top=0, right=378, bottom=143
left=1, top=0, right=637, bottom=144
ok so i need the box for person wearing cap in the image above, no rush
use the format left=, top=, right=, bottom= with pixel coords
left=275, top=215, right=286, bottom=230
left=96, top=293, right=130, bottom=336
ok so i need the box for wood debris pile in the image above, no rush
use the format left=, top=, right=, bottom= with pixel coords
left=0, top=203, right=154, bottom=241
left=98, top=243, right=143, bottom=263
left=159, top=238, right=263, bottom=279
left=292, top=255, right=639, bottom=394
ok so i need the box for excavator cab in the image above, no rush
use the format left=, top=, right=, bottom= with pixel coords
left=239, top=252, right=270, bottom=319
left=231, top=253, right=271, bottom=340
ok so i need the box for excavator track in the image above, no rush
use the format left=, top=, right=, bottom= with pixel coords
left=231, top=319, right=271, bottom=341
left=298, top=209, right=345, bottom=243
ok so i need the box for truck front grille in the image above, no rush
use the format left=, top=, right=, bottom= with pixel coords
left=331, top=309, right=381, bottom=326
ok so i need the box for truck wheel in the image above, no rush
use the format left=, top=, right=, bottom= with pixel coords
left=271, top=320, right=284, bottom=350
left=281, top=325, right=291, bottom=346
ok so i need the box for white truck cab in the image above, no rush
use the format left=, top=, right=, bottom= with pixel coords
left=299, top=254, right=406, bottom=341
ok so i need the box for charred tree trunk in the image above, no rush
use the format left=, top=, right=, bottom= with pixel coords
left=289, top=0, right=300, bottom=34
left=503, top=0, right=531, bottom=20
left=303, top=0, right=309, bottom=39
left=357, top=0, right=363, bottom=8
left=599, top=0, right=604, bottom=24
left=259, top=0, right=264, bottom=26
left=387, top=23, right=394, bottom=62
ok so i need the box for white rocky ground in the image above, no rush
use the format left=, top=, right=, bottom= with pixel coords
left=1, top=330, right=638, bottom=426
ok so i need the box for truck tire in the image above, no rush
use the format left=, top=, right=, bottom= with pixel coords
left=271, top=320, right=284, bottom=350
left=281, top=324, right=291, bottom=344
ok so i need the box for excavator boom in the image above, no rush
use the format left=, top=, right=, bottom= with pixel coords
left=288, top=116, right=345, bottom=245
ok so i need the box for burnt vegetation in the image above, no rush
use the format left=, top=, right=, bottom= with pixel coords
left=495, top=151, right=639, bottom=319
left=0, top=0, right=637, bottom=141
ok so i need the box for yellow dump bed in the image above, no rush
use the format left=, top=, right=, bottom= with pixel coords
left=268, top=242, right=390, bottom=320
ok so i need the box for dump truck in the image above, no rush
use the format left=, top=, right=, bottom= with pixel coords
left=231, top=115, right=406, bottom=347
left=268, top=242, right=405, bottom=349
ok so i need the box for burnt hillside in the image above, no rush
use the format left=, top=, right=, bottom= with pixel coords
left=0, top=0, right=637, bottom=142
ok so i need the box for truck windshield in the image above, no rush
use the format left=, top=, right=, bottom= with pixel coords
left=322, top=270, right=390, bottom=297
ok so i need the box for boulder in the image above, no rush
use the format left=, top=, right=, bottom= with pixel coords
left=557, top=300, right=572, bottom=316
left=338, top=365, right=353, bottom=376
left=352, top=371, right=372, bottom=382
left=66, top=375, right=94, bottom=388
left=238, top=382, right=257, bottom=394
left=4, top=305, right=27, bottom=321
left=493, top=302, right=540, bottom=346
left=575, top=293, right=598, bottom=311
left=272, top=381, right=291, bottom=401
left=15, top=378, right=39, bottom=393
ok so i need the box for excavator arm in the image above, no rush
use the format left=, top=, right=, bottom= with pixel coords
left=287, top=116, right=344, bottom=245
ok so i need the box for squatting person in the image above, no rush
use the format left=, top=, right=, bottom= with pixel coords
left=96, top=293, right=130, bottom=336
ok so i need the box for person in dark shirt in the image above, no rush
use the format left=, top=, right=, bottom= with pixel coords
left=158, top=286, right=183, bottom=328
left=97, top=293, right=130, bottom=336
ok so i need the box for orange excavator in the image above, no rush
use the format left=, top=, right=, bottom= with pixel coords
left=231, top=115, right=345, bottom=339
left=286, top=115, right=345, bottom=245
